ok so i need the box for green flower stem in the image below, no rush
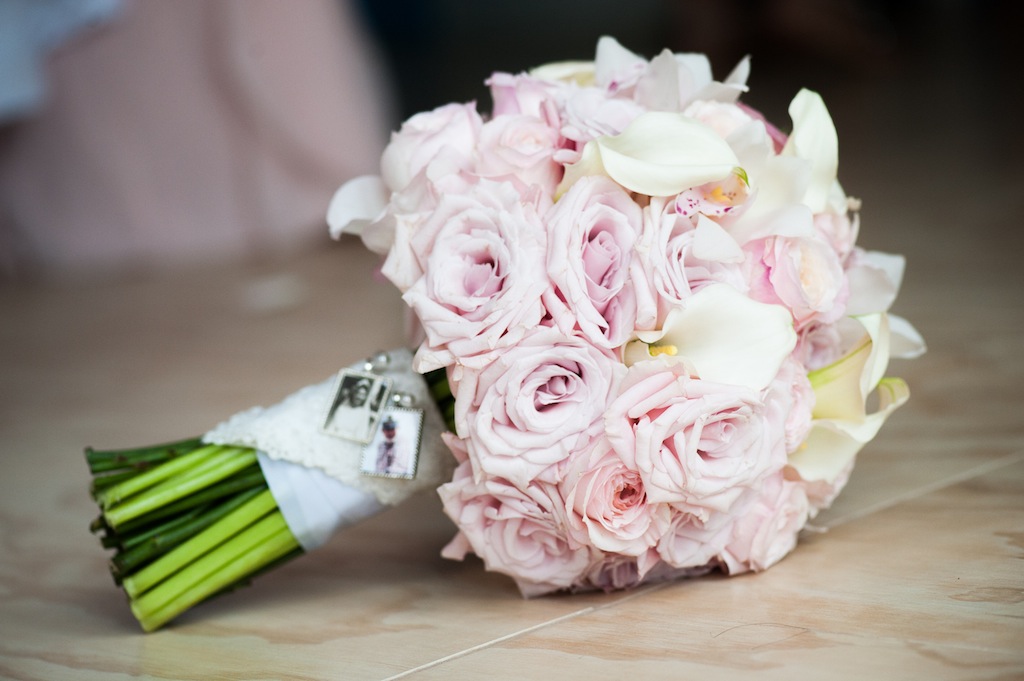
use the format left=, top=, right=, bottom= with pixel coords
left=90, top=470, right=142, bottom=497
left=104, top=448, right=255, bottom=528
left=113, top=465, right=265, bottom=534
left=98, top=444, right=225, bottom=508
left=85, top=365, right=457, bottom=630
left=131, top=512, right=297, bottom=632
left=123, top=488, right=279, bottom=598
left=85, top=437, right=204, bottom=474
left=424, top=368, right=456, bottom=431
left=427, top=375, right=449, bottom=398
left=113, top=485, right=268, bottom=577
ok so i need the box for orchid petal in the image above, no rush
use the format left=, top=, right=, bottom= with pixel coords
left=845, top=250, right=905, bottom=315
left=626, top=284, right=796, bottom=391
left=723, top=55, right=751, bottom=90
left=594, top=36, right=644, bottom=88
left=326, top=175, right=388, bottom=241
left=635, top=50, right=680, bottom=111
left=692, top=215, right=744, bottom=263
left=888, top=314, right=927, bottom=359
left=559, top=112, right=739, bottom=198
left=781, top=89, right=838, bottom=213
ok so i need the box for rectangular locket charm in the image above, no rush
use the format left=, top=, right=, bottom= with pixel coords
left=321, top=369, right=392, bottom=444
left=359, top=407, right=424, bottom=480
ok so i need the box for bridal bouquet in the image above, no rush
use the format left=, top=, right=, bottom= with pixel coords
left=329, top=37, right=924, bottom=596
left=87, top=36, right=923, bottom=631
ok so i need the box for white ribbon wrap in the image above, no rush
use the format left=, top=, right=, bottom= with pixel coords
left=203, top=348, right=452, bottom=551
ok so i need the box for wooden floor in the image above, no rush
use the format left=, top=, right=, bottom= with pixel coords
left=2, top=22, right=1023, bottom=681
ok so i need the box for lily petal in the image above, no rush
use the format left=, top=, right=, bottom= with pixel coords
left=626, top=284, right=796, bottom=391
left=792, top=313, right=911, bottom=487
left=781, top=89, right=838, bottom=213
left=326, top=175, right=388, bottom=241
left=558, top=112, right=739, bottom=198
left=789, top=377, right=909, bottom=485
left=809, top=313, right=889, bottom=420
left=529, top=60, right=595, bottom=85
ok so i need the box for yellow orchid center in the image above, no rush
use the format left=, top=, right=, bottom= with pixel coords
left=706, top=185, right=731, bottom=203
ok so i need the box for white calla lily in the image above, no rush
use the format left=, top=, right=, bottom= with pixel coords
left=529, top=60, right=596, bottom=85
left=809, top=313, right=889, bottom=420
left=781, top=89, right=839, bottom=214
left=623, top=284, right=797, bottom=391
left=789, top=377, right=909, bottom=485
left=789, top=313, right=911, bottom=486
left=327, top=175, right=388, bottom=241
left=558, top=112, right=740, bottom=198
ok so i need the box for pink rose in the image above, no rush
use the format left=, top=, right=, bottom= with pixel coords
left=488, top=72, right=562, bottom=119
left=787, top=457, right=854, bottom=516
left=765, top=357, right=815, bottom=455
left=380, top=102, right=482, bottom=193
left=640, top=197, right=748, bottom=325
left=557, top=86, right=646, bottom=150
left=745, top=235, right=849, bottom=330
left=543, top=175, right=644, bottom=349
left=454, top=327, right=623, bottom=488
left=720, top=472, right=810, bottom=573
left=476, top=114, right=563, bottom=196
left=438, top=459, right=592, bottom=597
left=578, top=549, right=661, bottom=592
left=604, top=360, right=786, bottom=518
left=401, top=180, right=549, bottom=372
left=381, top=169, right=480, bottom=292
left=656, top=499, right=747, bottom=569
left=794, top=320, right=844, bottom=371
left=561, top=440, right=670, bottom=556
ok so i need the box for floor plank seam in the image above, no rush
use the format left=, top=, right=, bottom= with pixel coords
left=379, top=583, right=672, bottom=680
left=821, top=451, right=1024, bottom=529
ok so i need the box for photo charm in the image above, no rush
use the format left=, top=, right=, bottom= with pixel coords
left=321, top=369, right=391, bottom=444
left=360, top=408, right=424, bottom=480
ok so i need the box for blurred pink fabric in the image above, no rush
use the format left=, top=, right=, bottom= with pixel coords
left=0, top=0, right=394, bottom=275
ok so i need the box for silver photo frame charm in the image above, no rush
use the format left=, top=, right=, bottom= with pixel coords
left=321, top=369, right=392, bottom=444
left=359, top=408, right=424, bottom=480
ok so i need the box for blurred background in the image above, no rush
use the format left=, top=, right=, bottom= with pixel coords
left=0, top=0, right=1020, bottom=280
